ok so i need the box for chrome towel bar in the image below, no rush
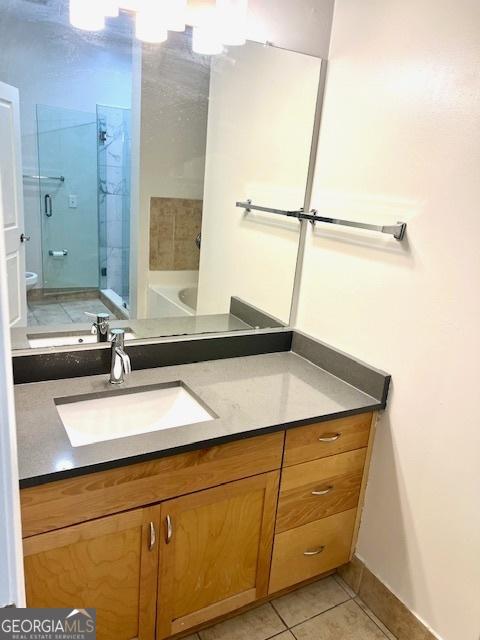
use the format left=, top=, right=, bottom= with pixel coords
left=236, top=200, right=407, bottom=241
left=23, top=174, right=65, bottom=182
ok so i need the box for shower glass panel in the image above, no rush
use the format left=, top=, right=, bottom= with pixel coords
left=37, top=105, right=98, bottom=290
left=97, top=105, right=131, bottom=309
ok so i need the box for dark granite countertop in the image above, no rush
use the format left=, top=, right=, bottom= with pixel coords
left=15, top=349, right=385, bottom=488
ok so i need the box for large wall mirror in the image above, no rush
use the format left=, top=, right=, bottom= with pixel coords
left=0, top=0, right=323, bottom=350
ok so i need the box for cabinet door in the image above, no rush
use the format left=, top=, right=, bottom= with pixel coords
left=157, top=471, right=279, bottom=639
left=24, top=506, right=160, bottom=640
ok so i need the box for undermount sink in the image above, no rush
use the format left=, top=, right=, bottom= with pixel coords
left=28, top=329, right=136, bottom=348
left=55, top=382, right=216, bottom=447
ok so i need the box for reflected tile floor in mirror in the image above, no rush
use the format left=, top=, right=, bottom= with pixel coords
left=27, top=293, right=119, bottom=326
left=185, top=576, right=397, bottom=640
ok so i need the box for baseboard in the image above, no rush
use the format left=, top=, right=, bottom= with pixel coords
left=337, top=556, right=440, bottom=640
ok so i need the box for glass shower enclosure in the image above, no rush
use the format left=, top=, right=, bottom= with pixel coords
left=36, top=103, right=131, bottom=312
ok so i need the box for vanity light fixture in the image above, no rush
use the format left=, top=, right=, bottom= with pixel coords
left=135, top=4, right=169, bottom=43
left=69, top=0, right=249, bottom=54
left=69, top=0, right=105, bottom=31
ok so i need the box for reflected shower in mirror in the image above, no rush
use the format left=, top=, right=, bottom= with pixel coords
left=0, top=0, right=322, bottom=349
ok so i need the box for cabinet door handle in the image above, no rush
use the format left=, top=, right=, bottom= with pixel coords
left=148, top=522, right=156, bottom=551
left=165, top=515, right=173, bottom=544
left=311, top=485, right=334, bottom=496
left=318, top=433, right=341, bottom=443
left=304, top=545, right=325, bottom=556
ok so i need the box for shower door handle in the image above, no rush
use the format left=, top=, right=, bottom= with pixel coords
left=44, top=194, right=52, bottom=217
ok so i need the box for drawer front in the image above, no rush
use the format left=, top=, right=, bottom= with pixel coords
left=20, top=432, right=284, bottom=537
left=276, top=449, right=366, bottom=533
left=283, top=413, right=372, bottom=467
left=269, top=509, right=356, bottom=594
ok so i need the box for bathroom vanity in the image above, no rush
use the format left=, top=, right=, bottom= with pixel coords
left=14, top=330, right=389, bottom=640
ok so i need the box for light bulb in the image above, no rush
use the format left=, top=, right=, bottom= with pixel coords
left=218, top=0, right=248, bottom=46
left=192, top=25, right=223, bottom=55
left=103, top=0, right=120, bottom=17
left=70, top=0, right=105, bottom=31
left=118, top=0, right=141, bottom=10
left=163, top=0, right=187, bottom=32
left=135, top=6, right=168, bottom=43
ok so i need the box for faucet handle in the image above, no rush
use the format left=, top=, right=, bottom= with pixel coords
left=86, top=312, right=110, bottom=339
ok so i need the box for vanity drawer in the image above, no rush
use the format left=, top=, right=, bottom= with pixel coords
left=283, top=413, right=372, bottom=467
left=276, top=449, right=366, bottom=533
left=20, top=431, right=284, bottom=537
left=269, top=508, right=356, bottom=594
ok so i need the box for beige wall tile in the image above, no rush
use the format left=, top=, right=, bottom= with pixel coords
left=150, top=197, right=202, bottom=271
left=359, top=567, right=428, bottom=640
left=337, top=556, right=365, bottom=594
left=272, top=577, right=350, bottom=627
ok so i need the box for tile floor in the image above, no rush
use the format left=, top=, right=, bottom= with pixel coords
left=27, top=296, right=117, bottom=326
left=183, top=576, right=397, bottom=640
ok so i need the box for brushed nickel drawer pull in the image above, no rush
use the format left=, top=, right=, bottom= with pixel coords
left=165, top=515, right=173, bottom=544
left=318, top=433, right=341, bottom=443
left=304, top=545, right=325, bottom=556
left=312, top=485, right=334, bottom=496
left=148, top=522, right=156, bottom=551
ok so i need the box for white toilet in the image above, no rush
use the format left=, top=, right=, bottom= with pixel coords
left=26, top=272, right=38, bottom=291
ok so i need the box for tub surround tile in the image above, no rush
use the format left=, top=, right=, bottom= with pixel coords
left=199, top=603, right=286, bottom=640
left=272, top=577, right=350, bottom=628
left=291, top=600, right=387, bottom=640
left=150, top=197, right=202, bottom=271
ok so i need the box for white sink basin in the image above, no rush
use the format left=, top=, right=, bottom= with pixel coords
left=28, top=329, right=136, bottom=348
left=56, top=382, right=216, bottom=447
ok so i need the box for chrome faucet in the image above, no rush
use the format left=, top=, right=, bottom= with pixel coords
left=86, top=312, right=110, bottom=342
left=109, top=329, right=131, bottom=384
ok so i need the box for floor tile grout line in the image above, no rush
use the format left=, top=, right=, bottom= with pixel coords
left=269, top=599, right=290, bottom=629
left=287, top=599, right=359, bottom=634
left=352, top=598, right=398, bottom=640
left=333, top=573, right=358, bottom=599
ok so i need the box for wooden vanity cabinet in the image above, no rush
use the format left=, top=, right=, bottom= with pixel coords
left=156, top=472, right=279, bottom=639
left=20, top=414, right=376, bottom=640
left=23, top=507, right=160, bottom=640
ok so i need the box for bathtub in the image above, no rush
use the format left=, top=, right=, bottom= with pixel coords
left=148, top=284, right=198, bottom=318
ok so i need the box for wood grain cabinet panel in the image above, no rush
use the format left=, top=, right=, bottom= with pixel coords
left=269, top=508, right=357, bottom=594
left=283, top=413, right=372, bottom=467
left=20, top=432, right=284, bottom=537
left=23, top=507, right=161, bottom=640
left=276, top=449, right=366, bottom=533
left=156, top=472, right=279, bottom=639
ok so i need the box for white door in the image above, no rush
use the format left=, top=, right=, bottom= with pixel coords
left=0, top=81, right=27, bottom=327
left=0, top=160, right=25, bottom=607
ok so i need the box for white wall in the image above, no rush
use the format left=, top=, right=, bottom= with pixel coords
left=0, top=8, right=132, bottom=287
left=247, top=0, right=334, bottom=58
left=297, top=1, right=480, bottom=639
left=132, top=34, right=209, bottom=317
left=196, top=42, right=321, bottom=322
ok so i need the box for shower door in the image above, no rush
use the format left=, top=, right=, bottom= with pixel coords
left=97, top=104, right=131, bottom=308
left=37, top=105, right=99, bottom=290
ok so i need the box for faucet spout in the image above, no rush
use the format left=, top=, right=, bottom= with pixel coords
left=109, top=329, right=131, bottom=384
